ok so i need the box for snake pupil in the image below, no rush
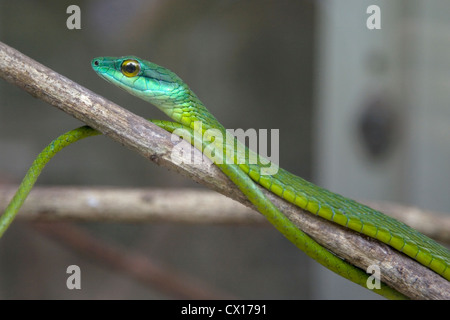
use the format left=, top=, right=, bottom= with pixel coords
left=125, top=63, right=136, bottom=73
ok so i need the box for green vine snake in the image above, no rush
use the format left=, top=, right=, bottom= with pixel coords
left=1, top=56, right=449, bottom=299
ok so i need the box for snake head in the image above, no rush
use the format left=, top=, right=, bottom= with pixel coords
left=91, top=56, right=198, bottom=120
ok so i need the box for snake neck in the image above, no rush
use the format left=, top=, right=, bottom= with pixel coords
left=163, top=92, right=226, bottom=134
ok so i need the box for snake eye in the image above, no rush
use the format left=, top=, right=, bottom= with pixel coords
left=121, top=59, right=140, bottom=77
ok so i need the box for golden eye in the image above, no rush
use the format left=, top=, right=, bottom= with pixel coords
left=121, top=59, right=140, bottom=77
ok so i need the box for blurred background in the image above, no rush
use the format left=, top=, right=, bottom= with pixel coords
left=0, top=0, right=449, bottom=299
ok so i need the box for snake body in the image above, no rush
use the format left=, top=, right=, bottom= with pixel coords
left=91, top=56, right=450, bottom=282
left=2, top=56, right=449, bottom=299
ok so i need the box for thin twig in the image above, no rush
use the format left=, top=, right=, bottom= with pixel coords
left=1, top=186, right=449, bottom=245
left=33, top=221, right=235, bottom=299
left=0, top=186, right=263, bottom=224
left=0, top=41, right=449, bottom=299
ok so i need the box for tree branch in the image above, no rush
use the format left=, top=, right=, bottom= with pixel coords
left=1, top=186, right=449, bottom=245
left=0, top=186, right=264, bottom=225
left=0, top=41, right=449, bottom=299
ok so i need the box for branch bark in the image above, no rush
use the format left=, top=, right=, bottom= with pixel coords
left=1, top=186, right=449, bottom=244
left=0, top=186, right=264, bottom=225
left=0, top=41, right=449, bottom=299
